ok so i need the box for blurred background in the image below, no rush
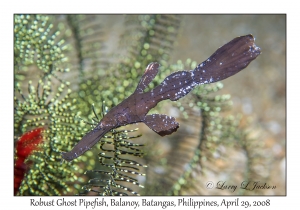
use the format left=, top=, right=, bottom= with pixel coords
left=14, top=14, right=285, bottom=196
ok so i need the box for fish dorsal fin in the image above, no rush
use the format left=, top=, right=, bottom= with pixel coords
left=144, top=114, right=179, bottom=136
left=135, top=62, right=159, bottom=93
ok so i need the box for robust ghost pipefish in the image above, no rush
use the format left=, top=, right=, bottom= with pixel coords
left=61, top=34, right=261, bottom=161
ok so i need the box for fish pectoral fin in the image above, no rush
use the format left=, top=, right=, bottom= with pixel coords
left=144, top=114, right=179, bottom=136
left=135, top=62, right=160, bottom=93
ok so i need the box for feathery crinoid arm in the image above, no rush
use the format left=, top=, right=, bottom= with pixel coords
left=192, top=34, right=261, bottom=85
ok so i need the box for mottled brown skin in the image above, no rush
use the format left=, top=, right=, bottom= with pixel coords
left=61, top=34, right=261, bottom=161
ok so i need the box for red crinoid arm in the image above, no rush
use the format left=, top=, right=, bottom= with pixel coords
left=14, top=127, right=44, bottom=195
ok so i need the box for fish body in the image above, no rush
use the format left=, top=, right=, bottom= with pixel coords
left=62, top=34, right=261, bottom=161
